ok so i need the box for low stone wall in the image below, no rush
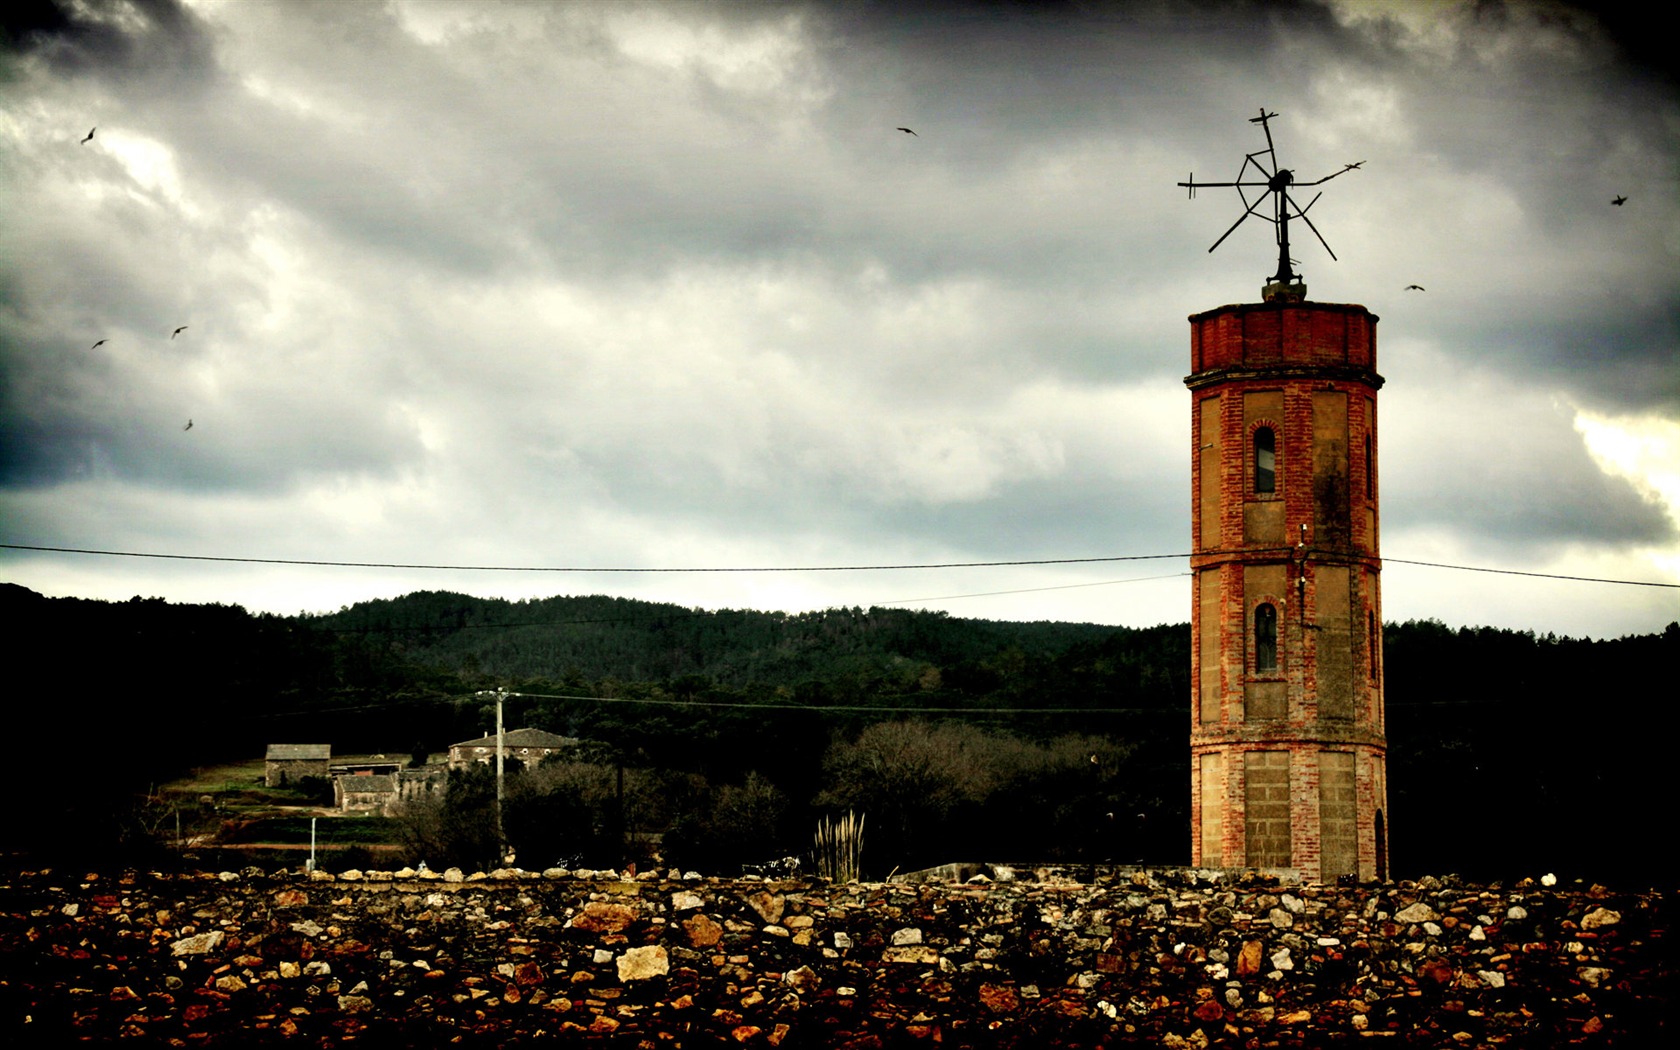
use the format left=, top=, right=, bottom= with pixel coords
left=0, top=865, right=1668, bottom=1047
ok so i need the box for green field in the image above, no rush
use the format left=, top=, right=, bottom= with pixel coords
left=156, top=758, right=412, bottom=856
left=218, top=815, right=404, bottom=845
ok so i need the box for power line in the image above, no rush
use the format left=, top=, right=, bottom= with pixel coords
left=252, top=688, right=1175, bottom=720
left=506, top=689, right=1174, bottom=716
left=1382, top=558, right=1678, bottom=589
left=882, top=572, right=1189, bottom=606
left=4, top=542, right=1674, bottom=588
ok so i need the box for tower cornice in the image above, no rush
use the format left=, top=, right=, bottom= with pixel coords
left=1185, top=364, right=1384, bottom=391
left=1188, top=300, right=1378, bottom=324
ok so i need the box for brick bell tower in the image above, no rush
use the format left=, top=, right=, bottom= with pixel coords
left=1180, top=111, right=1388, bottom=883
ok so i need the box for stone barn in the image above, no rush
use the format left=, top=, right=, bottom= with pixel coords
left=265, top=743, right=330, bottom=787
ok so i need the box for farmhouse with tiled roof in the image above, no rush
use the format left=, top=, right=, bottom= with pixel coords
left=447, top=728, right=580, bottom=769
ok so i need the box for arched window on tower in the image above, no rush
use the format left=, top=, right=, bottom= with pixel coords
left=1255, top=426, right=1276, bottom=494
left=1254, top=602, right=1278, bottom=674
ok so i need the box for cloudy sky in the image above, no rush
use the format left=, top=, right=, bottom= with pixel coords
left=2, top=0, right=1676, bottom=639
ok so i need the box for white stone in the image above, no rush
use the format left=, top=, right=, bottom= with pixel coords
left=170, top=931, right=225, bottom=956
left=616, top=945, right=669, bottom=982
left=1395, top=903, right=1438, bottom=924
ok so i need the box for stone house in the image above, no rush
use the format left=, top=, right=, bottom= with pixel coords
left=333, top=767, right=446, bottom=815
left=265, top=744, right=330, bottom=787
left=448, top=727, right=580, bottom=769
left=334, top=774, right=396, bottom=814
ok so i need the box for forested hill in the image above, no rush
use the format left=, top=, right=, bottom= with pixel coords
left=304, top=590, right=1181, bottom=693
left=6, top=582, right=1677, bottom=883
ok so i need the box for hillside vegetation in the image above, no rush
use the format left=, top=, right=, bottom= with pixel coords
left=5, top=583, right=1672, bottom=885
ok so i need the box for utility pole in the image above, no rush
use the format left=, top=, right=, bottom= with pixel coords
left=495, top=687, right=507, bottom=864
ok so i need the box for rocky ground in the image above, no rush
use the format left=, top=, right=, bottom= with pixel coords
left=0, top=865, right=1669, bottom=1047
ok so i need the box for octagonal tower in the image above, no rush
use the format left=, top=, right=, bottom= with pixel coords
left=1186, top=293, right=1389, bottom=883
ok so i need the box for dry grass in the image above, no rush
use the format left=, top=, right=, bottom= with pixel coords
left=163, top=759, right=267, bottom=794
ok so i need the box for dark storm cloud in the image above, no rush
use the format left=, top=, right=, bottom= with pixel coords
left=0, top=0, right=1673, bottom=636
left=2, top=0, right=215, bottom=87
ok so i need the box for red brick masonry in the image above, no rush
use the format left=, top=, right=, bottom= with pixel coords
left=1187, top=299, right=1388, bottom=884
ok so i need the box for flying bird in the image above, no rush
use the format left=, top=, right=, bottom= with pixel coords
left=1404, top=284, right=1425, bottom=291
left=1612, top=195, right=1627, bottom=206
left=183, top=419, right=193, bottom=431
left=81, top=127, right=95, bottom=144
left=91, top=339, right=106, bottom=349
left=172, top=325, right=188, bottom=338
left=897, top=127, right=917, bottom=136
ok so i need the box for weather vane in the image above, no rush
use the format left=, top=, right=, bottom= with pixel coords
left=1179, top=108, right=1362, bottom=297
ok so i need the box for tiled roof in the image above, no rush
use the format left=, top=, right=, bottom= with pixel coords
left=449, top=727, right=580, bottom=750
left=339, top=775, right=396, bottom=793
left=266, top=744, right=331, bottom=761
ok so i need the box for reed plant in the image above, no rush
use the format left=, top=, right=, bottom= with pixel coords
left=813, top=810, right=864, bottom=882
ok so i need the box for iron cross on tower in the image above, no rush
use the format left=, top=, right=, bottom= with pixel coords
left=1179, top=108, right=1361, bottom=296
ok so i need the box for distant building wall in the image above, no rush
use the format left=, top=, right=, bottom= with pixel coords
left=447, top=729, right=581, bottom=770
left=265, top=744, right=331, bottom=787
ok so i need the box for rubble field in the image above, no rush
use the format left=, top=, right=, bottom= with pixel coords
left=1, top=865, right=1669, bottom=1047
